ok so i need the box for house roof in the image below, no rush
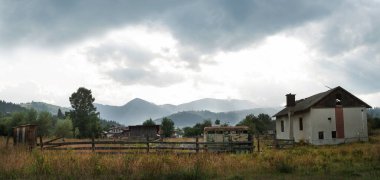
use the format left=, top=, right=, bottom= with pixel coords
left=274, top=86, right=371, bottom=117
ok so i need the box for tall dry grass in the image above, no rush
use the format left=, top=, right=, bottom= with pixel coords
left=0, top=136, right=380, bottom=179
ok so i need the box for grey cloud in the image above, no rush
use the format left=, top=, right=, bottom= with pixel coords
left=108, top=68, right=183, bottom=87
left=84, top=41, right=184, bottom=86
left=314, top=0, right=380, bottom=56
left=163, top=0, right=341, bottom=53
left=85, top=42, right=155, bottom=66
left=1, top=1, right=341, bottom=54
left=299, top=0, right=380, bottom=93
left=0, top=0, right=181, bottom=47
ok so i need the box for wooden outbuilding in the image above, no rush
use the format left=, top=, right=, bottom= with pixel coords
left=13, top=124, right=37, bottom=148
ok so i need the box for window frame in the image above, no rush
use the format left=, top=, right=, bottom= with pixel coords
left=318, top=131, right=324, bottom=140
left=280, top=120, right=284, bottom=132
left=332, top=131, right=336, bottom=139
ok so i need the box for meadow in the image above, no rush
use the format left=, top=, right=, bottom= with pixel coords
left=0, top=133, right=380, bottom=179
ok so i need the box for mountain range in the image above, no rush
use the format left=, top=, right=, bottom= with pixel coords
left=19, top=101, right=71, bottom=115
left=154, top=108, right=279, bottom=127
left=2, top=98, right=280, bottom=127
left=95, top=98, right=278, bottom=126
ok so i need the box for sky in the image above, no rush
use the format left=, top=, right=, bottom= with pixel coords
left=0, top=0, right=380, bottom=108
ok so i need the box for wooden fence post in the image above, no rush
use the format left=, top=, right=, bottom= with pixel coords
left=257, top=134, right=260, bottom=152
left=91, top=136, right=95, bottom=152
left=39, top=136, right=44, bottom=151
left=196, top=137, right=199, bottom=153
left=146, top=136, right=150, bottom=153
left=5, top=135, right=10, bottom=149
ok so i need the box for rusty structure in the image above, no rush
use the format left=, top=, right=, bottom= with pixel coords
left=13, top=124, right=38, bottom=148
left=204, top=126, right=251, bottom=142
left=124, top=125, right=161, bottom=139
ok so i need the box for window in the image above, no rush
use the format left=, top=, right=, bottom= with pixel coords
left=281, top=120, right=284, bottom=132
left=299, top=118, right=303, bottom=131
left=332, top=131, right=336, bottom=138
left=318, top=131, right=324, bottom=140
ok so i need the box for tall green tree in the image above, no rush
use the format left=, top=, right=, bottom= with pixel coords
left=25, top=109, right=38, bottom=123
left=69, top=87, right=100, bottom=138
left=54, top=117, right=73, bottom=138
left=236, top=113, right=274, bottom=134
left=143, top=118, right=156, bottom=126
left=35, top=111, right=53, bottom=136
left=161, top=117, right=174, bottom=138
left=183, top=119, right=212, bottom=137
left=57, top=108, right=64, bottom=119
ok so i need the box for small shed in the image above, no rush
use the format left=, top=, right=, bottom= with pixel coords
left=204, top=126, right=251, bottom=142
left=127, top=125, right=160, bottom=139
left=13, top=124, right=37, bottom=148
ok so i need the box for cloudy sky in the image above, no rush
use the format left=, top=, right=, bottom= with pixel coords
left=0, top=0, right=379, bottom=108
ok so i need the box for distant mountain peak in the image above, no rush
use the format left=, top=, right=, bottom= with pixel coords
left=124, top=98, right=153, bottom=106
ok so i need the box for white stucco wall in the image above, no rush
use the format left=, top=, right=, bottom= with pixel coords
left=276, top=107, right=368, bottom=145
left=343, top=107, right=368, bottom=141
left=309, top=108, right=340, bottom=145
left=276, top=116, right=289, bottom=140
left=276, top=112, right=311, bottom=142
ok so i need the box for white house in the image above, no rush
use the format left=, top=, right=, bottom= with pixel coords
left=274, top=86, right=371, bottom=145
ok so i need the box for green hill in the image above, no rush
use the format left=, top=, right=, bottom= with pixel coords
left=19, top=101, right=71, bottom=115
left=0, top=100, right=27, bottom=115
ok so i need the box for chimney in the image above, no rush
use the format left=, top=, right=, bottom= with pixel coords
left=286, top=94, right=296, bottom=107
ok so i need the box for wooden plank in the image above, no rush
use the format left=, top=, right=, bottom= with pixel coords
left=43, top=146, right=208, bottom=151
left=39, top=136, right=43, bottom=151
left=43, top=137, right=63, bottom=144
left=44, top=141, right=253, bottom=146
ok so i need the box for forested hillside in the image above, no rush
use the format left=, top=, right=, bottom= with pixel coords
left=0, top=100, right=26, bottom=115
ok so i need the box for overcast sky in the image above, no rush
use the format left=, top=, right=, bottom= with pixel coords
left=0, top=0, right=379, bottom=108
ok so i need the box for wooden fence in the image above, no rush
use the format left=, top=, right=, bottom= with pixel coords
left=267, top=139, right=295, bottom=149
left=37, top=137, right=254, bottom=154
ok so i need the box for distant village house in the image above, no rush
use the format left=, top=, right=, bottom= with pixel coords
left=274, top=86, right=371, bottom=145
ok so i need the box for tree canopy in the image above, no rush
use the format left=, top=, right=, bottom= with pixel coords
left=54, top=117, right=73, bottom=138
left=69, top=87, right=100, bottom=138
left=142, top=118, right=156, bottom=126
left=161, top=117, right=174, bottom=137
left=183, top=119, right=212, bottom=137
left=236, top=113, right=274, bottom=134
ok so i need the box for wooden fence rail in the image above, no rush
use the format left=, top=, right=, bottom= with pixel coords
left=37, top=137, right=254, bottom=154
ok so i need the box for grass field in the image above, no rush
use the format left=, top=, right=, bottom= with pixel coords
left=1, top=133, right=380, bottom=179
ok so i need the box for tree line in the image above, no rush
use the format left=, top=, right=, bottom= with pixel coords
left=140, top=113, right=275, bottom=138
left=0, top=87, right=121, bottom=138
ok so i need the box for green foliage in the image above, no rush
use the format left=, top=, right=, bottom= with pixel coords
left=35, top=111, right=53, bottom=136
left=161, top=117, right=174, bottom=137
left=99, top=119, right=122, bottom=132
left=183, top=119, right=212, bottom=137
left=0, top=100, right=27, bottom=114
left=69, top=87, right=100, bottom=138
left=54, top=118, right=73, bottom=138
left=143, top=118, right=156, bottom=126
left=215, top=119, right=220, bottom=125
left=236, top=113, right=274, bottom=134
left=57, top=108, right=64, bottom=119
